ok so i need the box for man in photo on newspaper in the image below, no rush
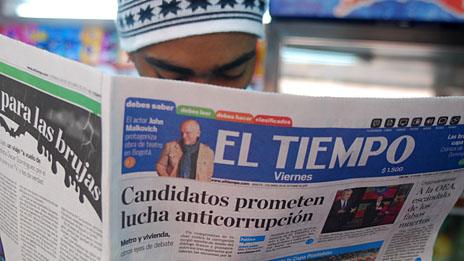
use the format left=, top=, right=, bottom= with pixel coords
left=116, top=0, right=266, bottom=89
left=156, top=119, right=214, bottom=182
left=362, top=194, right=386, bottom=227
left=324, top=189, right=357, bottom=232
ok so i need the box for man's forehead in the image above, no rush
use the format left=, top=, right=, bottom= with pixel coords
left=139, top=33, right=258, bottom=68
left=181, top=121, right=199, bottom=130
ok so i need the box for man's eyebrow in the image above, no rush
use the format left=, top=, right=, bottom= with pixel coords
left=214, top=50, right=256, bottom=73
left=144, top=50, right=256, bottom=76
left=144, top=57, right=194, bottom=75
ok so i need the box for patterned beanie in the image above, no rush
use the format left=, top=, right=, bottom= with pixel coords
left=116, top=0, right=266, bottom=52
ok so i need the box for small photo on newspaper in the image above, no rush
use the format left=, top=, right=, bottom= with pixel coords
left=121, top=98, right=217, bottom=181
left=322, top=184, right=413, bottom=233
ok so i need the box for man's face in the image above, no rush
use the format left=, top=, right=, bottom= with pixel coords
left=342, top=190, right=352, bottom=200
left=130, top=32, right=258, bottom=89
left=180, top=120, right=200, bottom=145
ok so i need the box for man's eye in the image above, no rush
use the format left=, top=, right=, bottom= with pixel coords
left=215, top=62, right=250, bottom=80
left=216, top=66, right=247, bottom=80
left=155, top=70, right=187, bottom=81
left=219, top=70, right=246, bottom=80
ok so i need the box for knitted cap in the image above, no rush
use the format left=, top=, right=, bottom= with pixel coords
left=116, top=0, right=266, bottom=52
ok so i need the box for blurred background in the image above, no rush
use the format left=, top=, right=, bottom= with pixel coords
left=1, top=0, right=464, bottom=260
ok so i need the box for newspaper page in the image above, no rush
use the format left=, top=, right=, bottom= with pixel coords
left=103, top=76, right=464, bottom=261
left=0, top=35, right=105, bottom=260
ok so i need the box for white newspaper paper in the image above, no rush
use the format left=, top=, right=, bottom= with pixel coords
left=1, top=35, right=463, bottom=261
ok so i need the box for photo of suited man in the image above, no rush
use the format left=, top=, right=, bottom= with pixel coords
left=362, top=195, right=386, bottom=227
left=156, top=119, right=214, bottom=182
left=324, top=189, right=358, bottom=233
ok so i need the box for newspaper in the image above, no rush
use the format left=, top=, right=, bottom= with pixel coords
left=1, top=35, right=464, bottom=261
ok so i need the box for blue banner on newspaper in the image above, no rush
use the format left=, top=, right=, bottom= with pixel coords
left=121, top=98, right=464, bottom=183
left=271, top=241, right=383, bottom=261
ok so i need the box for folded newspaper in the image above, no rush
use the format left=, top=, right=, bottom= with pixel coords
left=1, top=34, right=463, bottom=261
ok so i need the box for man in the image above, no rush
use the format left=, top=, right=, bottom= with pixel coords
left=325, top=189, right=357, bottom=232
left=116, top=0, right=266, bottom=89
left=363, top=195, right=385, bottom=227
left=156, top=119, right=214, bottom=181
